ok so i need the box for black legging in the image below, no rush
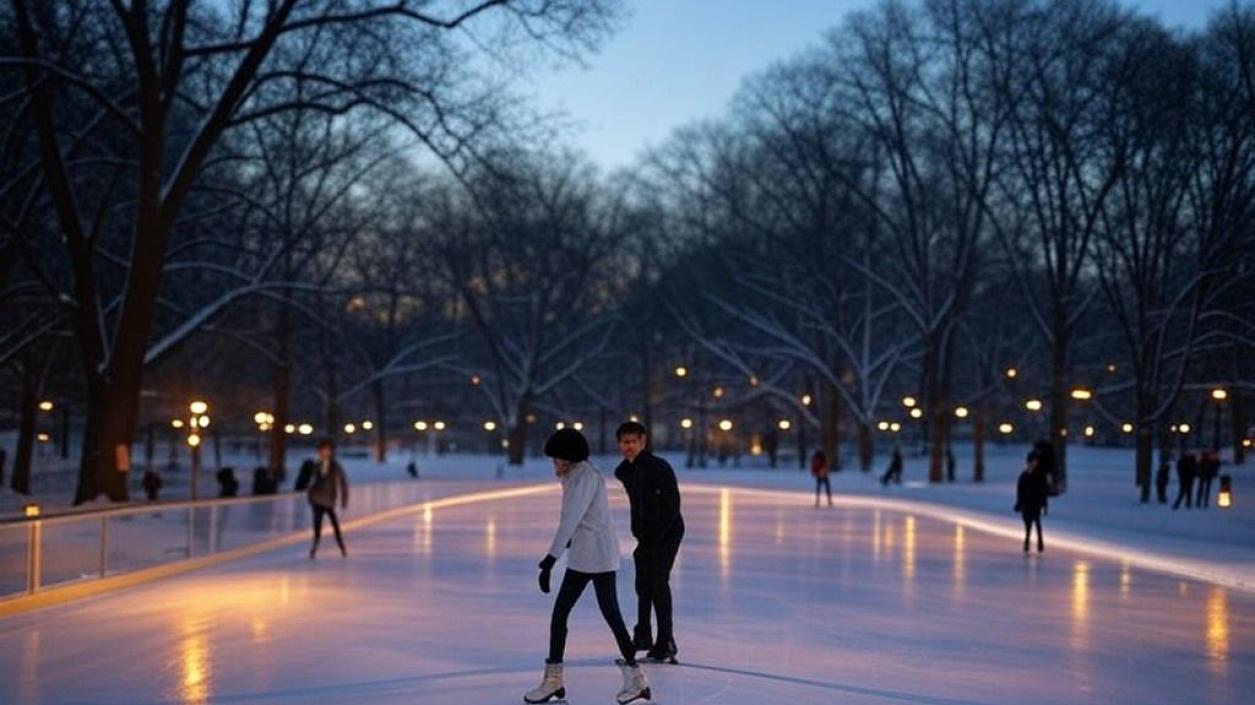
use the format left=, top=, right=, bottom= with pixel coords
left=1022, top=512, right=1043, bottom=551
left=815, top=476, right=832, bottom=504
left=548, top=569, right=635, bottom=664
left=1173, top=479, right=1195, bottom=509
left=311, top=505, right=346, bottom=553
left=634, top=535, right=682, bottom=646
left=1196, top=477, right=1213, bottom=508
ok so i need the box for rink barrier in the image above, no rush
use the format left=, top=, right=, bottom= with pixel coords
left=680, top=484, right=1255, bottom=593
left=0, top=481, right=554, bottom=617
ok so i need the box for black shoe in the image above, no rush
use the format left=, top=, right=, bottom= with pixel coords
left=645, top=638, right=678, bottom=664
left=632, top=625, right=653, bottom=653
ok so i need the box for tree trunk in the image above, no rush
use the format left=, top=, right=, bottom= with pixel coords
left=820, top=382, right=840, bottom=468
left=973, top=399, right=987, bottom=483
left=1134, top=410, right=1154, bottom=503
left=1048, top=325, right=1070, bottom=494
left=857, top=421, right=873, bottom=471
left=1231, top=391, right=1245, bottom=464
left=11, top=362, right=37, bottom=495
left=507, top=395, right=532, bottom=465
left=59, top=406, right=70, bottom=459
left=922, top=336, right=945, bottom=483
left=372, top=378, right=387, bottom=463
left=268, top=302, right=292, bottom=475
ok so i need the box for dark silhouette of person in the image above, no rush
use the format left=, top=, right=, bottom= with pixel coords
left=307, top=438, right=348, bottom=558
left=294, top=458, right=316, bottom=491
left=406, top=460, right=419, bottom=479
left=946, top=448, right=956, bottom=482
left=142, top=469, right=163, bottom=501
left=1172, top=451, right=1198, bottom=510
left=1196, top=450, right=1220, bottom=508
left=1029, top=440, right=1056, bottom=494
left=252, top=466, right=278, bottom=495
left=1015, top=457, right=1049, bottom=553
left=880, top=446, right=904, bottom=486
left=217, top=467, right=239, bottom=497
left=810, top=449, right=833, bottom=507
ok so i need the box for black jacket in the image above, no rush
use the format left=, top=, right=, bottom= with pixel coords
left=614, top=450, right=684, bottom=544
left=1015, top=470, right=1049, bottom=515
left=307, top=459, right=348, bottom=508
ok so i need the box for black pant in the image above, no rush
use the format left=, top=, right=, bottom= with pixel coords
left=1196, top=477, right=1213, bottom=508
left=311, top=505, right=345, bottom=553
left=815, top=476, right=832, bottom=505
left=1021, top=512, right=1043, bottom=551
left=1173, top=479, right=1195, bottom=509
left=548, top=569, right=634, bottom=664
left=634, top=535, right=682, bottom=647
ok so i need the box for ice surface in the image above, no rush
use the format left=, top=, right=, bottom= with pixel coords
left=1, top=478, right=1251, bottom=704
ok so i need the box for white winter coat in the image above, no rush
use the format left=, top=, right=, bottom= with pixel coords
left=548, top=460, right=621, bottom=574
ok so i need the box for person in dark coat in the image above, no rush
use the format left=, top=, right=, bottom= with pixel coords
left=1014, top=457, right=1049, bottom=553
left=307, top=438, right=348, bottom=558
left=1029, top=440, right=1056, bottom=494
left=810, top=449, right=832, bottom=507
left=1196, top=450, right=1220, bottom=508
left=1155, top=449, right=1172, bottom=504
left=613, top=421, right=684, bottom=664
left=1173, top=451, right=1198, bottom=510
left=880, top=446, right=904, bottom=486
left=216, top=467, right=239, bottom=497
left=295, top=458, right=317, bottom=491
left=142, top=469, right=163, bottom=501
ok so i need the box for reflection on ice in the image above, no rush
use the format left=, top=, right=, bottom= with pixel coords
left=179, top=628, right=211, bottom=705
left=718, top=488, right=732, bottom=582
left=952, top=524, right=966, bottom=597
left=1207, top=587, right=1229, bottom=675
left=1071, top=561, right=1091, bottom=649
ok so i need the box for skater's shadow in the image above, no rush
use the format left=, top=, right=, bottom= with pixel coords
left=677, top=661, right=1000, bottom=705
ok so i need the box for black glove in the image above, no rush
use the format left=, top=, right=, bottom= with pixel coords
left=538, top=554, right=557, bottom=594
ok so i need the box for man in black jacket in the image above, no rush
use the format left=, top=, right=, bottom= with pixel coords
left=614, top=421, right=684, bottom=664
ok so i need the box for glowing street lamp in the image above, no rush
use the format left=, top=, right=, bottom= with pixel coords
left=254, top=411, right=269, bottom=425
left=801, top=393, right=813, bottom=407
left=877, top=421, right=890, bottom=431
left=361, top=420, right=374, bottom=431
left=198, top=415, right=210, bottom=428
left=1083, top=425, right=1095, bottom=438
left=344, top=423, right=357, bottom=434
left=483, top=421, right=497, bottom=432
left=573, top=422, right=585, bottom=431
left=718, top=419, right=734, bottom=432
left=23, top=503, right=40, bottom=518
left=1005, top=367, right=1018, bottom=379
left=999, top=422, right=1015, bottom=435
left=748, top=375, right=760, bottom=387
left=713, top=387, right=725, bottom=399
left=777, top=419, right=792, bottom=431
left=954, top=406, right=969, bottom=419
left=1179, top=423, right=1192, bottom=434
left=190, top=400, right=208, bottom=415
left=902, top=396, right=917, bottom=408
left=1211, top=388, right=1229, bottom=401
left=1070, top=388, right=1093, bottom=401
left=36, top=432, right=50, bottom=443
left=414, top=421, right=429, bottom=431
left=298, top=423, right=314, bottom=436
left=470, top=375, right=481, bottom=386
left=1025, top=399, right=1043, bottom=412
left=187, top=433, right=202, bottom=447
left=38, top=400, right=53, bottom=412
left=889, top=422, right=902, bottom=433
left=284, top=423, right=296, bottom=434
left=1122, top=423, right=1134, bottom=434
left=674, top=366, right=688, bottom=378
left=171, top=419, right=185, bottom=429
left=555, top=422, right=566, bottom=430
left=680, top=418, right=694, bottom=430
left=433, top=421, right=446, bottom=431
left=1218, top=475, right=1233, bottom=508
left=909, top=407, right=923, bottom=419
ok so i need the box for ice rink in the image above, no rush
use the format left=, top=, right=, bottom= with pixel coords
left=1, top=479, right=1251, bottom=705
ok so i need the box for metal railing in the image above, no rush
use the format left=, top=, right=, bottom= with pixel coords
left=0, top=480, right=458, bottom=599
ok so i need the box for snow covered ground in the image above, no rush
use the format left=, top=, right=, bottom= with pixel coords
left=0, top=480, right=1250, bottom=704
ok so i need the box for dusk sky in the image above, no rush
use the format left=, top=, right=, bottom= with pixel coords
left=528, top=0, right=1232, bottom=172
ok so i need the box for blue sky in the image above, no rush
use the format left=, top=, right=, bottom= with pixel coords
left=526, top=0, right=1230, bottom=172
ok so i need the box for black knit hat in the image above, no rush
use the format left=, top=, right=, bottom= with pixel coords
left=544, top=428, right=590, bottom=463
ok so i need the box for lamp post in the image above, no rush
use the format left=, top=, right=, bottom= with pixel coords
left=1211, top=388, right=1228, bottom=452
left=185, top=400, right=209, bottom=500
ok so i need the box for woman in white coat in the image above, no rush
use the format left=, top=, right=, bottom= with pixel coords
left=524, top=428, right=652, bottom=705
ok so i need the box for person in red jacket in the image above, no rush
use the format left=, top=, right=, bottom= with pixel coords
left=810, top=449, right=832, bottom=507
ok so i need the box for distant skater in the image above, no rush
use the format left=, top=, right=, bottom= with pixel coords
left=1014, top=456, right=1049, bottom=553
left=1196, top=450, right=1219, bottom=509
left=810, top=449, right=833, bottom=507
left=524, top=428, right=650, bottom=705
left=1155, top=449, right=1172, bottom=504
left=880, top=446, right=904, bottom=486
left=1172, top=451, right=1197, bottom=510
left=307, top=439, right=348, bottom=558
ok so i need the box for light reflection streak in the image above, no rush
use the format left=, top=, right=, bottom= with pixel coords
left=1206, top=587, right=1229, bottom=676
left=719, top=488, right=733, bottom=581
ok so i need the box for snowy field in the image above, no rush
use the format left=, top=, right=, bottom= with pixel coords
left=0, top=479, right=1251, bottom=705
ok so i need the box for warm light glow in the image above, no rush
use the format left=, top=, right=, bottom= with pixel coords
left=23, top=503, right=40, bottom=518
left=877, top=420, right=890, bottom=431
left=718, top=419, right=734, bottom=432
left=1122, top=423, right=1134, bottom=433
left=573, top=422, right=584, bottom=431
left=253, top=412, right=269, bottom=425
left=713, top=386, right=725, bottom=398
left=36, top=432, right=50, bottom=443
left=750, top=440, right=763, bottom=455
left=1071, top=388, right=1093, bottom=401
left=801, top=393, right=813, bottom=406
left=777, top=419, right=791, bottom=431
left=414, top=421, right=428, bottom=431
left=1212, top=388, right=1228, bottom=401
left=483, top=421, right=497, bottom=432
left=680, top=418, right=694, bottom=429
left=909, top=407, right=923, bottom=419
left=718, top=488, right=733, bottom=580
left=1084, top=425, right=1095, bottom=438
left=198, top=415, right=210, bottom=428
left=674, top=365, right=688, bottom=377
left=555, top=422, right=566, bottom=430
left=1107, top=363, right=1117, bottom=373
left=38, top=400, right=53, bottom=412
left=1005, top=367, right=1018, bottom=378
left=999, top=423, right=1014, bottom=434
left=470, top=375, right=481, bottom=386
left=902, top=395, right=917, bottom=408
left=889, top=422, right=902, bottom=433
left=172, top=419, right=185, bottom=429
left=361, top=421, right=374, bottom=431
left=1218, top=489, right=1232, bottom=508
left=1243, top=438, right=1252, bottom=448
left=433, top=421, right=446, bottom=431
left=1179, top=423, right=1192, bottom=434
left=284, top=423, right=295, bottom=434
left=344, top=423, right=356, bottom=434
left=1025, top=399, right=1043, bottom=412
left=954, top=406, right=969, bottom=419
left=748, top=375, right=760, bottom=386
left=1206, top=587, right=1230, bottom=674
left=259, top=423, right=271, bottom=432
left=297, top=423, right=313, bottom=436
left=190, top=400, right=208, bottom=415
left=187, top=433, right=202, bottom=447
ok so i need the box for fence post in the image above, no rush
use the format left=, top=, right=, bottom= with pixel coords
left=100, top=516, right=109, bottom=577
